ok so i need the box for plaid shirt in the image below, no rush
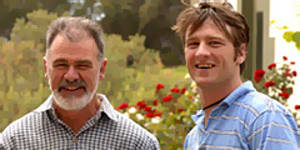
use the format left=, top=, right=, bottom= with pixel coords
left=0, top=94, right=160, bottom=150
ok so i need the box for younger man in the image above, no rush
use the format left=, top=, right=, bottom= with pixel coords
left=173, top=2, right=300, bottom=150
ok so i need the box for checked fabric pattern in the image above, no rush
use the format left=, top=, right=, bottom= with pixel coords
left=0, top=94, right=160, bottom=150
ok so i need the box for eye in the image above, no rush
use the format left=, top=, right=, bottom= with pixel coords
left=77, top=64, right=91, bottom=70
left=208, top=41, right=223, bottom=47
left=54, top=63, right=68, bottom=69
left=186, top=42, right=200, bottom=49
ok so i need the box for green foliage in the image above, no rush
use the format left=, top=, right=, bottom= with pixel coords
left=0, top=39, right=50, bottom=131
left=0, top=9, right=61, bottom=131
left=11, top=10, right=58, bottom=43
left=283, top=31, right=300, bottom=51
left=0, top=0, right=186, bottom=66
left=99, top=33, right=187, bottom=106
left=138, top=0, right=162, bottom=31
left=10, top=9, right=71, bottom=53
left=97, top=0, right=185, bottom=65
left=283, top=31, right=295, bottom=42
left=0, top=0, right=70, bottom=38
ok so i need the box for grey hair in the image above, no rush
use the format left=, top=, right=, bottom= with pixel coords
left=46, top=17, right=105, bottom=63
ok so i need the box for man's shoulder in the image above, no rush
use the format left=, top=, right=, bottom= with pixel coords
left=0, top=133, right=4, bottom=150
left=231, top=90, right=296, bottom=128
left=1, top=111, right=45, bottom=138
left=237, top=91, right=289, bottom=115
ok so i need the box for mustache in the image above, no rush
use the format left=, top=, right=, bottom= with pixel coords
left=58, top=79, right=87, bottom=91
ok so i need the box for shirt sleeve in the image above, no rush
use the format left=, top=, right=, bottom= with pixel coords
left=247, top=110, right=300, bottom=150
left=0, top=133, right=5, bottom=150
left=134, top=133, right=161, bottom=150
left=146, top=138, right=161, bottom=150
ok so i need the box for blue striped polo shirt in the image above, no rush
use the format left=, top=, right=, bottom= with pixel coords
left=184, top=81, right=300, bottom=150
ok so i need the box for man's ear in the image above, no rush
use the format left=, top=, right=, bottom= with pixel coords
left=236, top=43, right=247, bottom=65
left=99, top=58, right=107, bottom=81
left=43, top=56, right=49, bottom=80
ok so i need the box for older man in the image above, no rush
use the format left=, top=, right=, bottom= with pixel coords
left=1, top=17, right=160, bottom=150
left=173, top=1, right=300, bottom=150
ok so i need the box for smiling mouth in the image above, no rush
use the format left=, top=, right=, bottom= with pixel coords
left=59, top=86, right=85, bottom=92
left=195, top=64, right=216, bottom=69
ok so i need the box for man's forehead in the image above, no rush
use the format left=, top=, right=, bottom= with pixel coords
left=185, top=19, right=233, bottom=42
left=61, top=29, right=90, bottom=43
left=47, top=34, right=98, bottom=60
left=53, top=58, right=93, bottom=64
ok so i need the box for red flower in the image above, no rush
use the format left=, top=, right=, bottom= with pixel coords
left=153, top=99, right=158, bottom=106
left=254, top=69, right=265, bottom=82
left=144, top=106, right=152, bottom=112
left=292, top=71, right=297, bottom=76
left=154, top=112, right=162, bottom=117
left=268, top=63, right=276, bottom=70
left=178, top=108, right=185, bottom=112
left=281, top=87, right=287, bottom=92
left=145, top=112, right=161, bottom=118
left=279, top=92, right=290, bottom=99
left=181, top=87, right=186, bottom=94
left=145, top=112, right=155, bottom=118
left=137, top=100, right=146, bottom=109
left=170, top=88, right=180, bottom=93
left=145, top=111, right=161, bottom=118
left=119, top=103, right=129, bottom=110
left=156, top=83, right=165, bottom=91
left=264, top=81, right=275, bottom=88
left=283, top=56, right=288, bottom=61
left=290, top=61, right=295, bottom=65
left=285, top=70, right=291, bottom=77
left=295, top=105, right=300, bottom=110
left=162, top=94, right=172, bottom=102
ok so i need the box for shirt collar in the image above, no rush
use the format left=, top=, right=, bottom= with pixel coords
left=221, top=81, right=256, bottom=107
left=34, top=94, right=118, bottom=122
left=191, top=81, right=256, bottom=124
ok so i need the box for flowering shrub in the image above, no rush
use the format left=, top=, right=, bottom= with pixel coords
left=253, top=56, right=299, bottom=127
left=253, top=56, right=297, bottom=106
left=117, top=75, right=200, bottom=150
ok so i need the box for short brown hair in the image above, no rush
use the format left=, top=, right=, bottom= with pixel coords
left=46, top=17, right=105, bottom=62
left=172, top=2, right=249, bottom=74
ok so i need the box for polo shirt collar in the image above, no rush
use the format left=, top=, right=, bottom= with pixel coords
left=191, top=81, right=255, bottom=124
left=221, top=81, right=256, bottom=107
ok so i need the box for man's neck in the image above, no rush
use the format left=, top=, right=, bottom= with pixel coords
left=198, top=79, right=243, bottom=127
left=53, top=96, right=101, bottom=134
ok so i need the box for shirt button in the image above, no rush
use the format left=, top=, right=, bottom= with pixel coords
left=72, top=137, right=78, bottom=143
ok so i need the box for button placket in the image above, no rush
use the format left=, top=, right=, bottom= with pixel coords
left=72, top=137, right=78, bottom=143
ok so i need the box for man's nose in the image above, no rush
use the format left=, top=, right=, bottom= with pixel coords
left=195, top=43, right=211, bottom=57
left=64, top=66, right=79, bottom=82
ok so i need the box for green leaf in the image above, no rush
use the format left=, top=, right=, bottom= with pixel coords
left=283, top=31, right=295, bottom=42
left=292, top=32, right=300, bottom=51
